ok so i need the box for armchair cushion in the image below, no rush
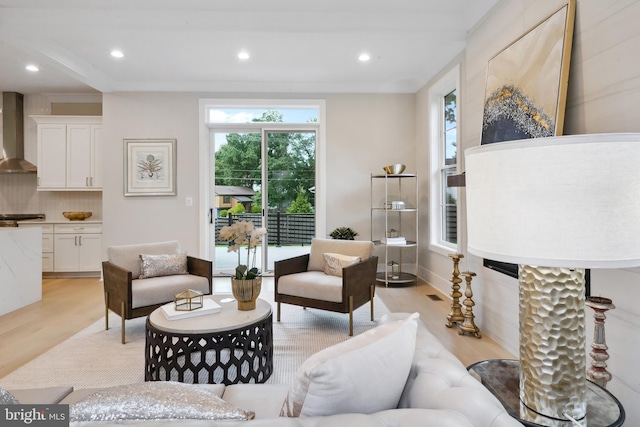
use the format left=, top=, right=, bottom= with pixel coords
left=280, top=312, right=419, bottom=417
left=131, top=274, right=210, bottom=309
left=139, top=252, right=188, bottom=279
left=323, top=253, right=361, bottom=277
left=308, top=238, right=373, bottom=271
left=277, top=271, right=343, bottom=303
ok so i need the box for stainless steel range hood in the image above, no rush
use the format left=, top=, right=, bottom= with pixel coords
left=0, top=92, right=37, bottom=174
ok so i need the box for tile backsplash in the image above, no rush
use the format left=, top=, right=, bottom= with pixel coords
left=0, top=174, right=102, bottom=221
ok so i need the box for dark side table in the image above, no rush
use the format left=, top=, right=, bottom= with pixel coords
left=467, top=359, right=624, bottom=427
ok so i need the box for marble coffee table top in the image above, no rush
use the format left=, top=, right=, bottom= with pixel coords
left=149, top=294, right=271, bottom=334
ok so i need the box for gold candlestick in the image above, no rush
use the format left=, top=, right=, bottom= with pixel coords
left=459, top=271, right=481, bottom=338
left=445, top=253, right=465, bottom=327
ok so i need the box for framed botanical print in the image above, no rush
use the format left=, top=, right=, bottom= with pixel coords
left=124, top=139, right=176, bottom=196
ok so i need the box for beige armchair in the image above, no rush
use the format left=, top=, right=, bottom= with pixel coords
left=102, top=240, right=212, bottom=343
left=275, top=238, right=378, bottom=336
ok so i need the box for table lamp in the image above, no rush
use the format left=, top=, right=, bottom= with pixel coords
left=465, top=133, right=640, bottom=422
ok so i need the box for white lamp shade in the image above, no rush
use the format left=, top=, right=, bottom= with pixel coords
left=465, top=133, right=640, bottom=268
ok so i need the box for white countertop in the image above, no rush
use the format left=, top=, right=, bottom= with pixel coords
left=18, top=219, right=102, bottom=225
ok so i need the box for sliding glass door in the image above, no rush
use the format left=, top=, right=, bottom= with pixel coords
left=210, top=127, right=316, bottom=276
left=263, top=130, right=316, bottom=272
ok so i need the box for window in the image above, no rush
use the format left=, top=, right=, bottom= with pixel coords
left=429, top=66, right=460, bottom=254
left=442, top=90, right=458, bottom=244
left=208, top=107, right=318, bottom=124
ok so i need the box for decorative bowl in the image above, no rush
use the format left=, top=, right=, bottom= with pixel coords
left=383, top=164, right=406, bottom=174
left=63, top=211, right=93, bottom=221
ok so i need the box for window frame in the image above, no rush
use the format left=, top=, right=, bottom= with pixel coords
left=428, top=65, right=461, bottom=256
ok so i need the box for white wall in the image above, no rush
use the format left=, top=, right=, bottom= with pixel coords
left=418, top=0, right=640, bottom=423
left=324, top=94, right=416, bottom=239
left=101, top=92, right=415, bottom=256
left=102, top=93, right=202, bottom=253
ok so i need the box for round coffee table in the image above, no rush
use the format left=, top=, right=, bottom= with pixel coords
left=145, top=294, right=273, bottom=385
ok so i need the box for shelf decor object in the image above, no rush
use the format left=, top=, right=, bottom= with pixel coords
left=370, top=171, right=418, bottom=286
left=586, top=296, right=615, bottom=389
left=124, top=139, right=177, bottom=196
left=465, top=133, right=640, bottom=422
left=445, top=253, right=464, bottom=328
left=459, top=271, right=481, bottom=338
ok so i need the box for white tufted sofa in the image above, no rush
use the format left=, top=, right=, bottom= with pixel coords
left=7, top=312, right=520, bottom=427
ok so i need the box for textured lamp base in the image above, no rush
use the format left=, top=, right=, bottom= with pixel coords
left=519, top=265, right=586, bottom=421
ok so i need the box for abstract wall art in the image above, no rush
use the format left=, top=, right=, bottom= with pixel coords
left=481, top=1, right=575, bottom=145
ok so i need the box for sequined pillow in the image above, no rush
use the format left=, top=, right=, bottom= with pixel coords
left=71, top=382, right=255, bottom=422
left=139, top=252, right=188, bottom=279
left=323, top=252, right=361, bottom=277
left=0, top=387, right=19, bottom=404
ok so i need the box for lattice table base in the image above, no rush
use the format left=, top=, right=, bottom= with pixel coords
left=145, top=312, right=273, bottom=385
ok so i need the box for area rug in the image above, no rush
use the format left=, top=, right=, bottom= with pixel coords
left=0, top=295, right=388, bottom=390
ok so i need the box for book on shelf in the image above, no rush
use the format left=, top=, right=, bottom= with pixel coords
left=160, top=297, right=222, bottom=321
left=382, top=237, right=407, bottom=245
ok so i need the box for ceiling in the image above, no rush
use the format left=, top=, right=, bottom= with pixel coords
left=0, top=0, right=499, bottom=96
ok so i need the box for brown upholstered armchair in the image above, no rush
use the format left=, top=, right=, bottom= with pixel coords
left=275, top=238, right=378, bottom=336
left=102, top=241, right=212, bottom=344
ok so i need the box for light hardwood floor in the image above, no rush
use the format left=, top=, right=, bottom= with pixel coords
left=0, top=276, right=514, bottom=379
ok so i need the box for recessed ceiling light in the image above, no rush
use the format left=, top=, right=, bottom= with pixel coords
left=238, top=51, right=250, bottom=60
left=111, top=50, right=124, bottom=58
left=25, top=64, right=39, bottom=72
left=358, top=53, right=370, bottom=62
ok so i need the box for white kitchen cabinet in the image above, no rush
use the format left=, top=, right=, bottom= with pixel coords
left=90, top=126, right=103, bottom=188
left=53, top=223, right=102, bottom=272
left=32, top=116, right=102, bottom=191
left=36, top=124, right=67, bottom=188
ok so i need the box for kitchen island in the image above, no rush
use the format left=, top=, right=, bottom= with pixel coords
left=0, top=227, right=42, bottom=316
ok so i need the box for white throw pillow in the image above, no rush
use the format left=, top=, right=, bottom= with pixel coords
left=139, top=252, right=188, bottom=279
left=323, top=252, right=361, bottom=277
left=280, top=312, right=419, bottom=417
